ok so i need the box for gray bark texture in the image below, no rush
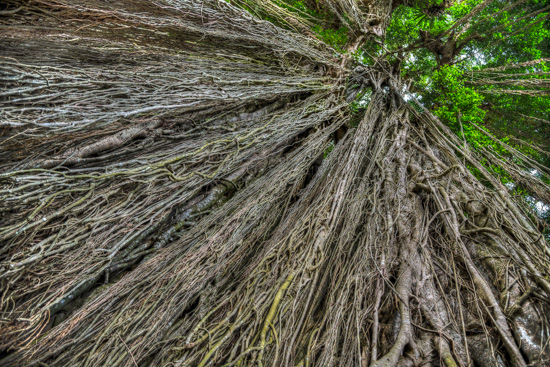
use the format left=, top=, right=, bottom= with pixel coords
left=0, top=1, right=549, bottom=366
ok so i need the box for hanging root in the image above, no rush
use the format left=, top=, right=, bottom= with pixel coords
left=1, top=1, right=549, bottom=367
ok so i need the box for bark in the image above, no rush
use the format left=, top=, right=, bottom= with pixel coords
left=0, top=1, right=549, bottom=367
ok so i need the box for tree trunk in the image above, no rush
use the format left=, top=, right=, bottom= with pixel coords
left=1, top=1, right=549, bottom=366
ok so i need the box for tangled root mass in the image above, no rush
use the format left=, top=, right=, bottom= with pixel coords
left=0, top=1, right=549, bottom=366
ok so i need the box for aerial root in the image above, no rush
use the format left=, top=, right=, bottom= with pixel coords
left=1, top=3, right=550, bottom=365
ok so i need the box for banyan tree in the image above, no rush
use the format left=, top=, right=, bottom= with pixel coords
left=1, top=0, right=549, bottom=366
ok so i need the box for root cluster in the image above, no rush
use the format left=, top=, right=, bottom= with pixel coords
left=1, top=1, right=549, bottom=366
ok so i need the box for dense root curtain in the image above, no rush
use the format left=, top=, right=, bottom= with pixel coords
left=1, top=0, right=550, bottom=366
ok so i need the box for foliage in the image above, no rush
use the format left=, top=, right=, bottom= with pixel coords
left=313, top=25, right=348, bottom=52
left=431, top=66, right=484, bottom=122
left=430, top=66, right=486, bottom=144
left=383, top=0, right=550, bottom=192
